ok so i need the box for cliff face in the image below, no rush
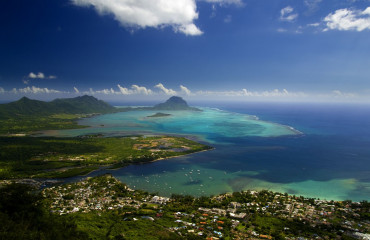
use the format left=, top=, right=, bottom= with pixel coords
left=152, top=96, right=201, bottom=111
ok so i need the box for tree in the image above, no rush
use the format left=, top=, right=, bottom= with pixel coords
left=0, top=183, right=88, bottom=240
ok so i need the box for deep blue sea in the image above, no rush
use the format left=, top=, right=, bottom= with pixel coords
left=47, top=102, right=370, bottom=201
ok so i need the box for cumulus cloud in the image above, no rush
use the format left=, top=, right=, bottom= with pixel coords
left=195, top=88, right=305, bottom=98
left=96, top=88, right=117, bottom=94
left=180, top=85, right=192, bottom=95
left=323, top=7, right=370, bottom=31
left=117, top=84, right=131, bottom=95
left=155, top=83, right=177, bottom=95
left=18, top=86, right=63, bottom=94
left=280, top=6, right=298, bottom=22
left=71, top=0, right=203, bottom=36
left=2, top=85, right=367, bottom=102
left=28, top=72, right=57, bottom=79
left=131, top=85, right=153, bottom=95
left=116, top=84, right=152, bottom=95
left=29, top=72, right=45, bottom=79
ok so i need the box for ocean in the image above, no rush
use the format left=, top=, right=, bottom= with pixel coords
left=44, top=102, right=370, bottom=202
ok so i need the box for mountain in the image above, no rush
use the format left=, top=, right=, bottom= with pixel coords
left=51, top=95, right=116, bottom=114
left=152, top=96, right=201, bottom=111
left=0, top=95, right=118, bottom=119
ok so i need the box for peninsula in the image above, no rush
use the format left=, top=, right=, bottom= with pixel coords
left=0, top=95, right=212, bottom=179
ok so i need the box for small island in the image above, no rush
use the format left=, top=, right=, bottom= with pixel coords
left=147, top=112, right=172, bottom=118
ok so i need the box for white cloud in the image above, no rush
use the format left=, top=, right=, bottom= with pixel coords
left=203, top=0, right=243, bottom=6
left=28, top=72, right=44, bottom=79
left=155, top=83, right=177, bottom=95
left=96, top=88, right=116, bottom=94
left=304, top=0, right=322, bottom=12
left=117, top=84, right=131, bottom=95
left=224, top=15, right=232, bottom=23
left=28, top=72, right=37, bottom=78
left=71, top=0, right=203, bottom=36
left=18, top=86, right=62, bottom=94
left=28, top=72, right=57, bottom=79
left=332, top=90, right=356, bottom=98
left=277, top=28, right=288, bottom=32
left=180, top=85, right=192, bottom=95
left=307, top=22, right=320, bottom=27
left=280, top=6, right=298, bottom=22
left=323, top=7, right=370, bottom=31
left=23, top=79, right=29, bottom=85
left=117, top=84, right=153, bottom=95
left=131, top=85, right=153, bottom=95
left=1, top=85, right=369, bottom=102
left=195, top=88, right=306, bottom=98
left=175, top=23, right=203, bottom=36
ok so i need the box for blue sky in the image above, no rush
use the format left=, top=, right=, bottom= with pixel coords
left=0, top=0, right=370, bottom=102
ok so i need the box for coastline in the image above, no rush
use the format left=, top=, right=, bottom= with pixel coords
left=0, top=145, right=214, bottom=188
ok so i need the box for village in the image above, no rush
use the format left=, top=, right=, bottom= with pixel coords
left=42, top=175, right=370, bottom=240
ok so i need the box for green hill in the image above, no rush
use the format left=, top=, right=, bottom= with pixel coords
left=0, top=95, right=117, bottom=119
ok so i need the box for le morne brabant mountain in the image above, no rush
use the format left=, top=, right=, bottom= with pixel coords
left=151, top=96, right=201, bottom=111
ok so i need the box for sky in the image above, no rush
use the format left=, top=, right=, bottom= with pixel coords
left=0, top=0, right=370, bottom=103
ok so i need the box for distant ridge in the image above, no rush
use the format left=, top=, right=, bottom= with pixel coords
left=152, top=96, right=201, bottom=111
left=0, top=95, right=118, bottom=119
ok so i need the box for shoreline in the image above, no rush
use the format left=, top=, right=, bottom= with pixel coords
left=0, top=146, right=214, bottom=188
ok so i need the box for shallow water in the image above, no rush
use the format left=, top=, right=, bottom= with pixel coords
left=42, top=108, right=298, bottom=141
left=45, top=104, right=370, bottom=201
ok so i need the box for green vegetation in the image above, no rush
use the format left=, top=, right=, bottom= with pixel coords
left=8, top=174, right=364, bottom=240
left=0, top=95, right=118, bottom=118
left=0, top=183, right=88, bottom=240
left=1, top=95, right=367, bottom=239
left=0, top=136, right=212, bottom=179
left=0, top=95, right=121, bottom=134
left=0, top=114, right=91, bottom=134
left=2, top=175, right=368, bottom=239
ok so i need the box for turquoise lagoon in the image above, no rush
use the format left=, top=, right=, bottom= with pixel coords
left=43, top=108, right=299, bottom=140
left=44, top=105, right=370, bottom=202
